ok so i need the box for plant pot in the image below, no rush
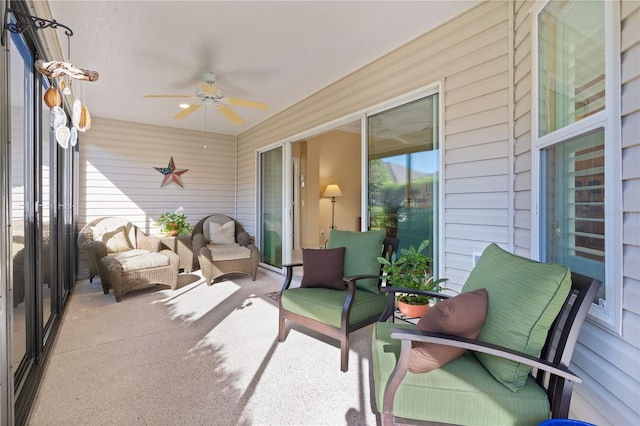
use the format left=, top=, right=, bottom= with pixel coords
left=397, top=300, right=429, bottom=318
left=168, top=222, right=179, bottom=236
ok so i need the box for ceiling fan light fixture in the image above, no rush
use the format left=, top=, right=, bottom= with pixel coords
left=145, top=71, right=267, bottom=125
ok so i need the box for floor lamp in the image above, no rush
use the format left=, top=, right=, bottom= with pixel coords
left=323, top=183, right=343, bottom=229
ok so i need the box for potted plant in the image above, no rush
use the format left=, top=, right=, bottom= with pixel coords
left=377, top=239, right=449, bottom=317
left=154, top=207, right=193, bottom=237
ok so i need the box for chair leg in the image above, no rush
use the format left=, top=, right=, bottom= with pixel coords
left=382, top=411, right=393, bottom=426
left=340, top=333, right=349, bottom=372
left=278, top=313, right=286, bottom=342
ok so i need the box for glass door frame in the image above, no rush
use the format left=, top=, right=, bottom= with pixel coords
left=1, top=3, right=79, bottom=422
left=255, top=84, right=443, bottom=276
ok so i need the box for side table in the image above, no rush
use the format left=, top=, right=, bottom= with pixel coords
left=160, top=236, right=194, bottom=273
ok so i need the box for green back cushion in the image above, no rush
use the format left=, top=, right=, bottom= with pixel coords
left=326, top=230, right=385, bottom=294
left=462, top=243, right=571, bottom=391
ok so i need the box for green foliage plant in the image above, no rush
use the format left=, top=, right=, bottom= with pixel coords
left=154, top=207, right=193, bottom=237
left=377, top=239, right=449, bottom=305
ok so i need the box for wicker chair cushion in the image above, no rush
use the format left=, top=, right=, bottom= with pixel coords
left=92, top=225, right=132, bottom=253
left=202, top=215, right=234, bottom=242
left=206, top=243, right=251, bottom=260
left=208, top=220, right=236, bottom=244
left=117, top=252, right=170, bottom=272
left=109, top=249, right=150, bottom=260
left=90, top=217, right=137, bottom=250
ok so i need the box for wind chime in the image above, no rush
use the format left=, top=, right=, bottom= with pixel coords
left=3, top=8, right=100, bottom=148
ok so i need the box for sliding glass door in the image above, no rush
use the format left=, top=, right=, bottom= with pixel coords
left=6, top=18, right=77, bottom=425
left=367, top=94, right=440, bottom=267
left=258, top=146, right=284, bottom=268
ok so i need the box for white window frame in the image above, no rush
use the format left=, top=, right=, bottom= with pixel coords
left=531, top=0, right=622, bottom=334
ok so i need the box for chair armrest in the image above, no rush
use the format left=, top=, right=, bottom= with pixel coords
left=193, top=233, right=207, bottom=258
left=281, top=263, right=303, bottom=292
left=280, top=264, right=368, bottom=293
left=85, top=240, right=108, bottom=259
left=148, top=235, right=162, bottom=252
left=159, top=248, right=179, bottom=264
left=237, top=231, right=252, bottom=247
left=389, top=328, right=581, bottom=383
left=137, top=229, right=161, bottom=252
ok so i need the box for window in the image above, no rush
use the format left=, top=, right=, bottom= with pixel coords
left=535, top=0, right=621, bottom=332
left=538, top=0, right=605, bottom=136
left=542, top=129, right=605, bottom=291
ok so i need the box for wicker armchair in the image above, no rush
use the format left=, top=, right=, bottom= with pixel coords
left=192, top=214, right=260, bottom=284
left=78, top=217, right=179, bottom=302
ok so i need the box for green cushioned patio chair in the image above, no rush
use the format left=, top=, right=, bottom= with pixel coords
left=372, top=243, right=601, bottom=425
left=279, top=230, right=399, bottom=372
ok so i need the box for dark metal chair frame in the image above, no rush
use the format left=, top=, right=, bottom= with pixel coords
left=279, top=237, right=399, bottom=372
left=378, top=272, right=602, bottom=425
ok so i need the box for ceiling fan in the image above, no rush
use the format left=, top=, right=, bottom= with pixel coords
left=143, top=72, right=268, bottom=125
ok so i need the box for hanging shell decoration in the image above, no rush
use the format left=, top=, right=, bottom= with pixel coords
left=36, top=59, right=99, bottom=144
left=44, top=86, right=61, bottom=108
left=71, top=99, right=81, bottom=128
left=78, top=104, right=91, bottom=131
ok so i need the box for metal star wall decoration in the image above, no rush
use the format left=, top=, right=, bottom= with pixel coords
left=153, top=157, right=189, bottom=187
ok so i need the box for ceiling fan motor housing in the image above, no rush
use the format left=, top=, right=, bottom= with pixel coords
left=202, top=72, right=217, bottom=85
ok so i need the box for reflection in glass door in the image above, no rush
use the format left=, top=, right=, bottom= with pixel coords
left=9, top=27, right=32, bottom=384
left=40, top=83, right=54, bottom=336
left=259, top=147, right=283, bottom=268
left=368, top=94, right=440, bottom=266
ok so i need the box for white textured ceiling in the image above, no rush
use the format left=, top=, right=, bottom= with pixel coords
left=46, top=1, right=479, bottom=136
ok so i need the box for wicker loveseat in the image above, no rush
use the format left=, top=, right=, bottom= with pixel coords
left=78, top=217, right=179, bottom=302
left=192, top=214, right=260, bottom=284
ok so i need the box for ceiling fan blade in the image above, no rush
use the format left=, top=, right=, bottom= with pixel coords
left=144, top=94, right=191, bottom=98
left=201, top=83, right=218, bottom=97
left=173, top=104, right=201, bottom=119
left=224, top=97, right=269, bottom=111
left=216, top=104, right=244, bottom=125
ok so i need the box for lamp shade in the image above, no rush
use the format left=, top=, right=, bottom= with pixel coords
left=323, top=184, right=343, bottom=198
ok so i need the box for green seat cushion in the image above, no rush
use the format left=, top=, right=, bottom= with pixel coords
left=282, top=287, right=387, bottom=328
left=326, top=229, right=386, bottom=294
left=372, top=322, right=550, bottom=425
left=461, top=243, right=571, bottom=391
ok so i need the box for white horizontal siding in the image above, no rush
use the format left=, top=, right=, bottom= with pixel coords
left=445, top=174, right=510, bottom=194
left=512, top=0, right=533, bottom=258
left=236, top=1, right=510, bottom=247
left=445, top=192, right=509, bottom=209
left=77, top=117, right=236, bottom=278
left=620, top=0, right=640, bottom=372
